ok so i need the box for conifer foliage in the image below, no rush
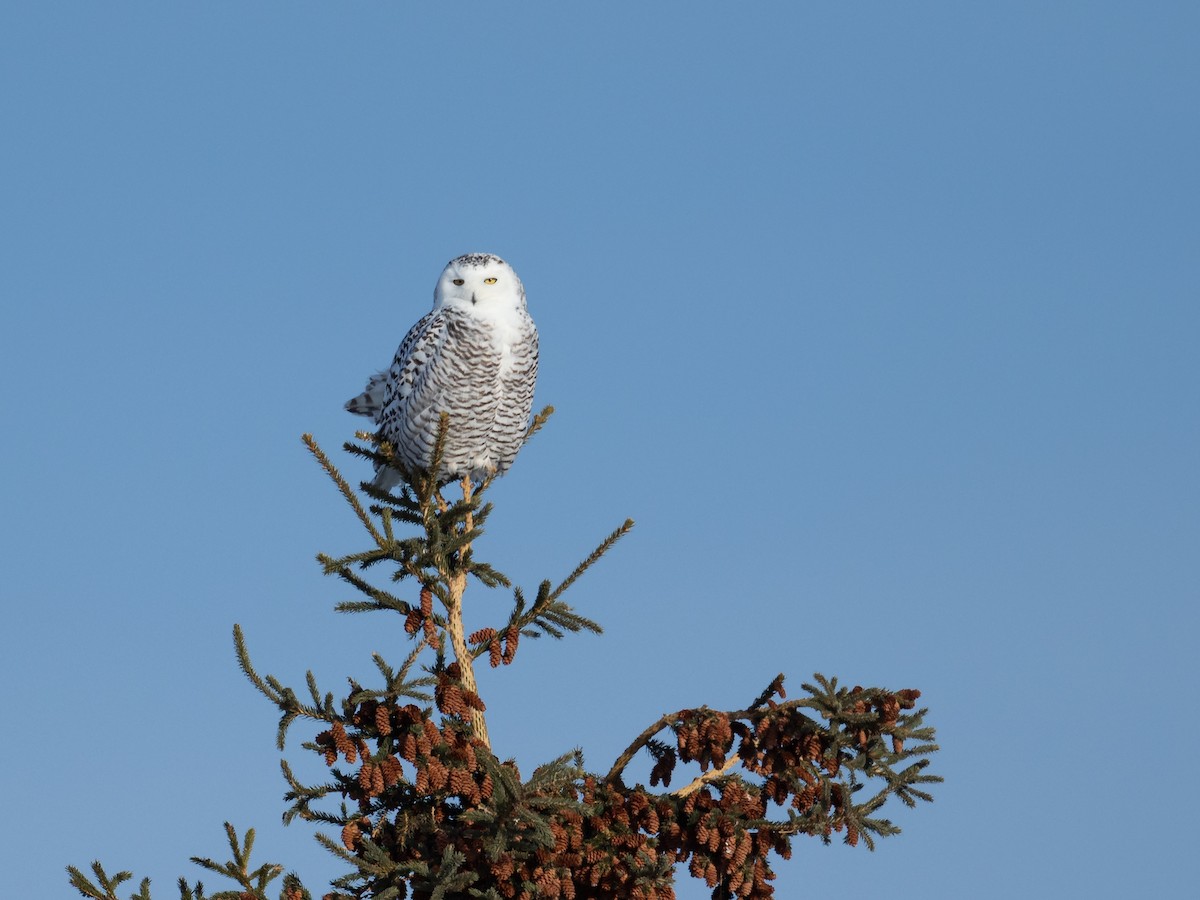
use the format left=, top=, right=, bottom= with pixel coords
left=69, top=411, right=940, bottom=900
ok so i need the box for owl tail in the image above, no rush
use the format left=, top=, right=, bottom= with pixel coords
left=345, top=371, right=388, bottom=417
left=372, top=463, right=403, bottom=493
left=345, top=391, right=378, bottom=416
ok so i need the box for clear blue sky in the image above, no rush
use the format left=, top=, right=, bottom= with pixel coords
left=2, top=3, right=1197, bottom=897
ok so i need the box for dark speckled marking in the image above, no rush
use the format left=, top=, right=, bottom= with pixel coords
left=452, top=253, right=504, bottom=268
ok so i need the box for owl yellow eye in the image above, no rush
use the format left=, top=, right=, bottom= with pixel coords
left=452, top=278, right=465, bottom=286
left=484, top=277, right=498, bottom=284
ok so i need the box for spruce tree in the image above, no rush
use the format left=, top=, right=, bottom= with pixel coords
left=69, top=411, right=940, bottom=900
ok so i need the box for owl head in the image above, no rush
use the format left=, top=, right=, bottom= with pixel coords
left=433, top=253, right=526, bottom=313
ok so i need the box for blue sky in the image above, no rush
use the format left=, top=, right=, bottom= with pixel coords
left=2, top=3, right=1197, bottom=897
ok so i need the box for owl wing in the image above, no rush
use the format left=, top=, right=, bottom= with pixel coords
left=378, top=307, right=457, bottom=461
left=345, top=309, right=446, bottom=420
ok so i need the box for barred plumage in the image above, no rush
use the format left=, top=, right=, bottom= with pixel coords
left=347, top=253, right=539, bottom=487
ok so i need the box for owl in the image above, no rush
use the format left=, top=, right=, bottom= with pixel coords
left=346, top=253, right=539, bottom=488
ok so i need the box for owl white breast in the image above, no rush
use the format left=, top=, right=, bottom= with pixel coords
left=346, top=253, right=539, bottom=487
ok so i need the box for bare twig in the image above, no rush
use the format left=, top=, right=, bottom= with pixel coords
left=674, top=753, right=742, bottom=797
left=605, top=710, right=683, bottom=782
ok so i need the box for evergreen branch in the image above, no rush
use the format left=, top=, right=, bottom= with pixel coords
left=234, top=626, right=342, bottom=749
left=328, top=565, right=411, bottom=614
left=606, top=675, right=894, bottom=787
left=317, top=549, right=401, bottom=575
left=428, top=413, right=452, bottom=492
left=533, top=619, right=564, bottom=639
left=334, top=600, right=397, bottom=614
left=346, top=662, right=435, bottom=705
left=494, top=578, right=604, bottom=651
left=281, top=759, right=341, bottom=826
left=749, top=673, right=788, bottom=710
left=469, top=498, right=495, bottom=529
left=280, top=874, right=313, bottom=900
left=381, top=505, right=395, bottom=544
left=437, top=525, right=484, bottom=560
left=372, top=652, right=395, bottom=688
left=605, top=698, right=825, bottom=783
left=523, top=405, right=555, bottom=444
left=313, top=833, right=392, bottom=878
left=303, top=434, right=383, bottom=545
left=348, top=432, right=423, bottom=512
left=469, top=562, right=511, bottom=589
left=547, top=518, right=634, bottom=604
left=233, top=624, right=280, bottom=705
left=368, top=503, right=425, bottom=527
left=66, top=862, right=145, bottom=900
left=391, top=640, right=434, bottom=691
left=426, top=846, right=480, bottom=900
left=535, top=604, right=603, bottom=635
left=305, top=671, right=325, bottom=708
left=188, top=823, right=283, bottom=895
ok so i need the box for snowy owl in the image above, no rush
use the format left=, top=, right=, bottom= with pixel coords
left=346, top=253, right=539, bottom=488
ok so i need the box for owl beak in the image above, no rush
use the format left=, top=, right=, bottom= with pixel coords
left=471, top=292, right=477, bottom=305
